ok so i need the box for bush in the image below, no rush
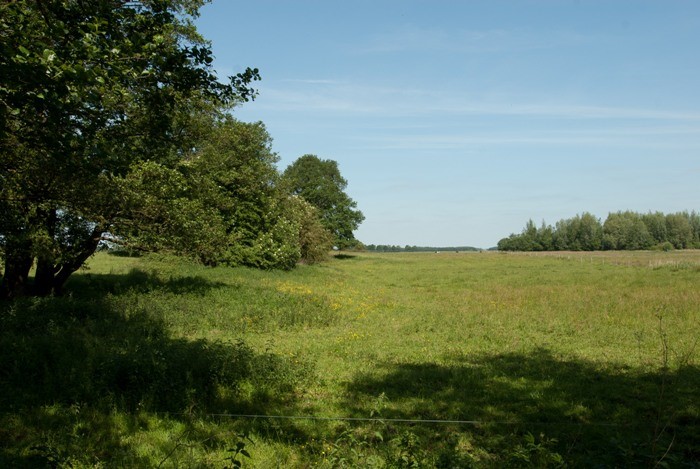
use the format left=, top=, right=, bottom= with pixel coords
left=653, top=241, right=675, bottom=252
left=287, top=197, right=333, bottom=264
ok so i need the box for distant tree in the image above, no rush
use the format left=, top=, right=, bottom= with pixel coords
left=281, top=155, right=364, bottom=249
left=536, top=221, right=555, bottom=251
left=688, top=211, right=700, bottom=247
left=641, top=212, right=668, bottom=245
left=496, top=235, right=517, bottom=251
left=522, top=219, right=541, bottom=251
left=665, top=213, right=693, bottom=249
left=570, top=212, right=603, bottom=251
left=602, top=212, right=654, bottom=250
left=500, top=210, right=700, bottom=253
left=552, top=218, right=572, bottom=250
left=497, top=220, right=537, bottom=251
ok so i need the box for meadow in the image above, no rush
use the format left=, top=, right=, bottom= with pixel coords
left=1, top=250, right=698, bottom=467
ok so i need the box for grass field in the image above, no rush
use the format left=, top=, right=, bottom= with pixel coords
left=1, top=250, right=699, bottom=467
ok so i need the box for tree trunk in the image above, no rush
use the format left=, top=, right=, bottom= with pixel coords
left=33, top=257, right=58, bottom=296
left=32, top=208, right=59, bottom=296
left=0, top=247, right=33, bottom=299
left=2, top=225, right=104, bottom=298
left=50, top=227, right=104, bottom=296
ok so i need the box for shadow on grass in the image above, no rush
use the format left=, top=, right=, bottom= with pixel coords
left=342, top=348, right=700, bottom=466
left=334, top=253, right=358, bottom=260
left=0, top=271, right=310, bottom=467
left=66, top=267, right=230, bottom=297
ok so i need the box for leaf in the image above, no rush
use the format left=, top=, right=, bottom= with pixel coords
left=42, top=48, right=56, bottom=62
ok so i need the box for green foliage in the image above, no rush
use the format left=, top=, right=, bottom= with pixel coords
left=224, top=434, right=254, bottom=469
left=318, top=429, right=381, bottom=468
left=0, top=0, right=260, bottom=297
left=119, top=118, right=333, bottom=270
left=653, top=241, right=675, bottom=252
left=642, top=211, right=669, bottom=244
left=665, top=212, right=694, bottom=249
left=499, top=210, right=700, bottom=251
left=282, top=196, right=334, bottom=264
left=388, top=431, right=432, bottom=468
left=113, top=160, right=228, bottom=265
left=498, top=219, right=544, bottom=251
left=183, top=117, right=307, bottom=270
left=569, top=212, right=603, bottom=250
left=227, top=215, right=302, bottom=270
left=1, top=2, right=358, bottom=292
left=29, top=443, right=75, bottom=469
left=507, top=433, right=565, bottom=468
left=281, top=155, right=364, bottom=249
left=187, top=118, right=279, bottom=245
left=602, top=211, right=654, bottom=250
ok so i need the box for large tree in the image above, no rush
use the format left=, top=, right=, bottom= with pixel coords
left=281, top=155, right=364, bottom=249
left=0, top=0, right=259, bottom=297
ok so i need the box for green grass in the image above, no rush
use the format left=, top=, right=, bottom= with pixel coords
left=1, top=250, right=699, bottom=467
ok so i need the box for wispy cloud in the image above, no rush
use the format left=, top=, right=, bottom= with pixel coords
left=247, top=80, right=700, bottom=122
left=352, top=25, right=601, bottom=55
left=350, top=131, right=700, bottom=151
left=438, top=103, right=700, bottom=121
left=280, top=79, right=345, bottom=85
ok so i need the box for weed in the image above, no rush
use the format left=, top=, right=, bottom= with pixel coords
left=319, top=429, right=384, bottom=468
left=30, top=443, right=74, bottom=468
left=223, top=433, right=254, bottom=469
left=507, top=432, right=566, bottom=468
left=388, top=430, right=432, bottom=468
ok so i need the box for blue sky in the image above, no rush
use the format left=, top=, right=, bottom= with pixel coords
left=195, top=0, right=700, bottom=248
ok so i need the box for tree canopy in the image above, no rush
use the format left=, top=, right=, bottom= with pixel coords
left=0, top=0, right=260, bottom=297
left=498, top=211, right=700, bottom=252
left=281, top=155, right=365, bottom=249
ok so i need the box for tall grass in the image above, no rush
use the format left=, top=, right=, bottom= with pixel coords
left=1, top=250, right=698, bottom=466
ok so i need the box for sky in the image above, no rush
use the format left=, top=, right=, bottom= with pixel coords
left=195, top=0, right=700, bottom=248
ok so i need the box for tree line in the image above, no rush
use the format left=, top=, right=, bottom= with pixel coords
left=0, top=0, right=363, bottom=298
left=365, top=245, right=481, bottom=252
left=497, top=211, right=700, bottom=252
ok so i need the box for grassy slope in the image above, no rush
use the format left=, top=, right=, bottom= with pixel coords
left=1, top=250, right=699, bottom=467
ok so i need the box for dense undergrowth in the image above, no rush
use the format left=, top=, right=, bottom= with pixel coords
left=1, top=251, right=699, bottom=467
